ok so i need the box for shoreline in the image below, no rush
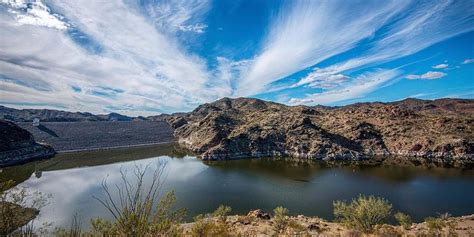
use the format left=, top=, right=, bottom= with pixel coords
left=180, top=212, right=474, bottom=236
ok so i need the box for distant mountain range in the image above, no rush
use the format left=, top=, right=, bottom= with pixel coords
left=0, top=106, right=147, bottom=122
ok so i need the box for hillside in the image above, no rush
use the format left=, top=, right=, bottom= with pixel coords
left=169, top=97, right=474, bottom=167
left=0, top=120, right=55, bottom=167
left=0, top=106, right=135, bottom=122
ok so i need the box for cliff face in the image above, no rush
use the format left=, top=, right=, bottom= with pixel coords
left=0, top=120, right=55, bottom=167
left=170, top=97, right=473, bottom=167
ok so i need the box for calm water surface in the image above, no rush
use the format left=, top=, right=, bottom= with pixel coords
left=1, top=143, right=473, bottom=228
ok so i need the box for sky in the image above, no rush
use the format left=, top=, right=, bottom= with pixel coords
left=0, top=0, right=473, bottom=116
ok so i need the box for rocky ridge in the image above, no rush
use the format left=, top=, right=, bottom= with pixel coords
left=169, top=97, right=474, bottom=167
left=0, top=120, right=55, bottom=167
left=0, top=106, right=138, bottom=122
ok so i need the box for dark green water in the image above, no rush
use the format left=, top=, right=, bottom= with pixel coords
left=1, top=143, right=473, bottom=228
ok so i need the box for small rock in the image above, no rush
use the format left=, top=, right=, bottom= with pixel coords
left=247, top=209, right=271, bottom=220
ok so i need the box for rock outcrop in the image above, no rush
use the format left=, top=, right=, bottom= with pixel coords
left=170, top=97, right=473, bottom=167
left=0, top=120, right=55, bottom=167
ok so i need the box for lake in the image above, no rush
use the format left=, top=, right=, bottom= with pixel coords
left=1, top=143, right=473, bottom=229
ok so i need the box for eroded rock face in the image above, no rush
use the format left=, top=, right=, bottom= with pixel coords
left=170, top=97, right=474, bottom=167
left=0, top=120, right=55, bottom=167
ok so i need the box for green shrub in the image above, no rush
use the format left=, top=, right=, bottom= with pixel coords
left=394, top=212, right=412, bottom=230
left=425, top=217, right=445, bottom=234
left=273, top=206, right=289, bottom=233
left=191, top=210, right=233, bottom=237
left=212, top=205, right=232, bottom=222
left=333, top=195, right=392, bottom=233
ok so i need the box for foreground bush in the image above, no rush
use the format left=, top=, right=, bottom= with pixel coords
left=273, top=206, right=289, bottom=233
left=394, top=212, right=412, bottom=230
left=333, top=195, right=392, bottom=233
left=91, top=163, right=185, bottom=236
left=191, top=205, right=233, bottom=237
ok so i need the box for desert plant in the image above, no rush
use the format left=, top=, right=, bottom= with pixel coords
left=273, top=206, right=290, bottom=233
left=52, top=214, right=82, bottom=237
left=92, top=163, right=185, bottom=236
left=424, top=213, right=458, bottom=237
left=425, top=217, right=446, bottom=235
left=394, top=212, right=412, bottom=230
left=191, top=213, right=232, bottom=237
left=212, top=204, right=232, bottom=223
left=333, top=195, right=392, bottom=233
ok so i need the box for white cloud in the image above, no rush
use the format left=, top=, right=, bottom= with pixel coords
left=406, top=71, right=447, bottom=80
left=432, top=63, right=449, bottom=69
left=142, top=0, right=209, bottom=34
left=179, top=23, right=207, bottom=33
left=288, top=69, right=401, bottom=105
left=235, top=0, right=408, bottom=96
left=463, top=59, right=474, bottom=64
left=289, top=1, right=473, bottom=91
left=0, top=0, right=226, bottom=116
left=294, top=68, right=350, bottom=89
left=1, top=0, right=69, bottom=30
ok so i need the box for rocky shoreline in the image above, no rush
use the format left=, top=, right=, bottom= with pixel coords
left=180, top=211, right=474, bottom=236
left=0, top=120, right=55, bottom=167
left=169, top=97, right=474, bottom=168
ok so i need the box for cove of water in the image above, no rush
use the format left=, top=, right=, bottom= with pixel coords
left=1, top=143, right=473, bottom=229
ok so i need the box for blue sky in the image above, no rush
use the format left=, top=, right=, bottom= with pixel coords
left=0, top=0, right=473, bottom=116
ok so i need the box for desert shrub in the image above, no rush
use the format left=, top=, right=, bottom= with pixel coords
left=287, top=219, right=307, bottom=234
left=333, top=195, right=392, bottom=233
left=92, top=163, right=185, bottom=236
left=424, top=213, right=458, bottom=237
left=52, top=214, right=82, bottom=237
left=191, top=213, right=232, bottom=237
left=212, top=205, right=232, bottom=222
left=394, top=212, right=412, bottom=230
left=425, top=217, right=446, bottom=235
left=273, top=206, right=289, bottom=233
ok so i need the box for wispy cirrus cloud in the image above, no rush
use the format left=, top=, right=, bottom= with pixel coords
left=266, top=0, right=473, bottom=105
left=235, top=0, right=408, bottom=96
left=288, top=69, right=401, bottom=105
left=141, top=0, right=210, bottom=34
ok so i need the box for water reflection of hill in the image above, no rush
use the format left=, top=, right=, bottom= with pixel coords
left=204, top=158, right=474, bottom=184
left=0, top=143, right=186, bottom=184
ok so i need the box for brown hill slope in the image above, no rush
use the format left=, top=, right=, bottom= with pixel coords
left=0, top=120, right=55, bottom=167
left=169, top=97, right=473, bottom=167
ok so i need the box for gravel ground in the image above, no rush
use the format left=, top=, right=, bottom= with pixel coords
left=17, top=121, right=175, bottom=152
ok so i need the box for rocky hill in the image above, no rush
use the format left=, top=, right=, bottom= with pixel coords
left=0, top=106, right=135, bottom=122
left=0, top=120, right=55, bottom=167
left=169, top=97, right=474, bottom=167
